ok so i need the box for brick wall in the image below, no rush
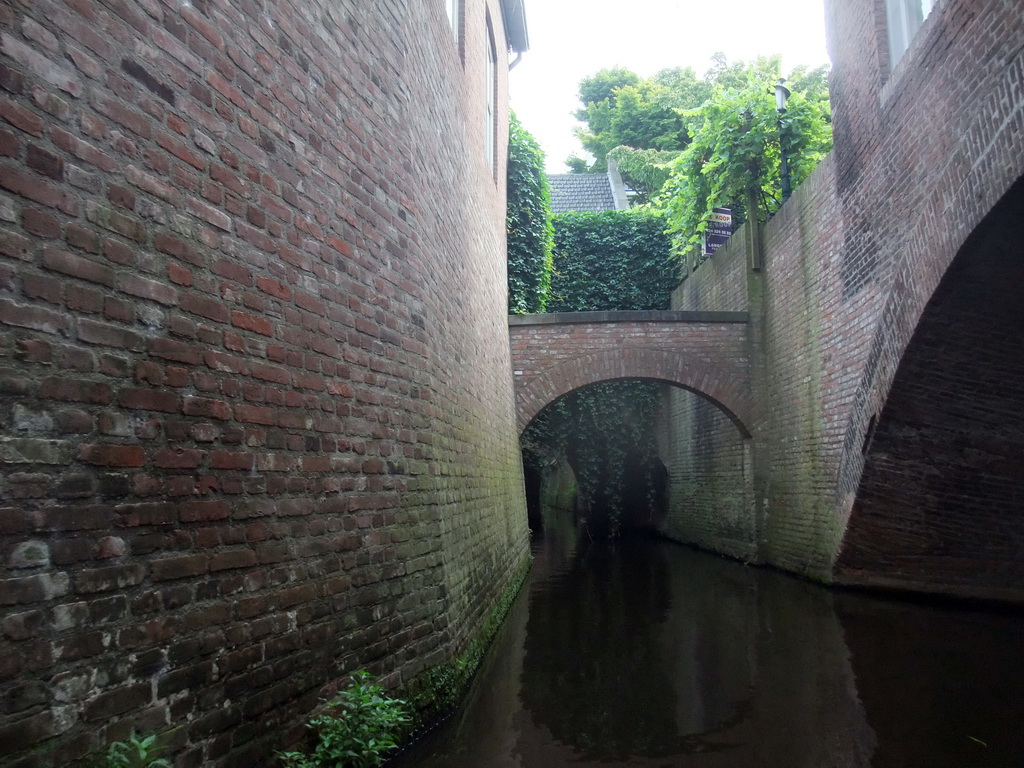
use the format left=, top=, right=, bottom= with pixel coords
left=823, top=0, right=1024, bottom=594
left=664, top=0, right=1024, bottom=595
left=671, top=235, right=748, bottom=314
left=508, top=313, right=753, bottom=436
left=663, top=388, right=754, bottom=561
left=0, top=0, right=530, bottom=764
left=836, top=177, right=1024, bottom=599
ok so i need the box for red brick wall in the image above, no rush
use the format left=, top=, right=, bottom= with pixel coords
left=508, top=314, right=753, bottom=436
left=836, top=177, right=1024, bottom=599
left=671, top=235, right=748, bottom=313
left=663, top=388, right=754, bottom=561
left=823, top=0, right=1024, bottom=594
left=0, top=0, right=529, bottom=764
left=661, top=0, right=1024, bottom=595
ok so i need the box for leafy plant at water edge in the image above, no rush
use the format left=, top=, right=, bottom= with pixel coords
left=102, top=732, right=171, bottom=768
left=279, top=671, right=412, bottom=768
left=507, top=111, right=554, bottom=314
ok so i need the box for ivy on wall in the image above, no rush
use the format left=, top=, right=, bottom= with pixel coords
left=548, top=209, right=679, bottom=313
left=507, top=111, right=554, bottom=314
left=523, top=209, right=680, bottom=536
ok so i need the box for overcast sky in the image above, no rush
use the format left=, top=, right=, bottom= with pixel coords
left=509, top=0, right=832, bottom=172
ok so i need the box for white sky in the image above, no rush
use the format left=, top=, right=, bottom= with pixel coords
left=509, top=0, right=831, bottom=172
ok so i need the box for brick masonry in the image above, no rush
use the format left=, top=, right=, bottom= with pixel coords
left=663, top=0, right=1024, bottom=597
left=508, top=312, right=754, bottom=436
left=0, top=0, right=530, bottom=765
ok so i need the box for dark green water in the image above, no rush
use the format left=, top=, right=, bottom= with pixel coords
left=392, top=512, right=1024, bottom=767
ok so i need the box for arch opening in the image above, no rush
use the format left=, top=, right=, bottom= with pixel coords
left=837, top=175, right=1024, bottom=598
left=513, top=347, right=754, bottom=440
left=522, top=376, right=754, bottom=559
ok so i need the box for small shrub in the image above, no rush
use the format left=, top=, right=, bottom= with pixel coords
left=280, top=671, right=412, bottom=768
left=103, top=732, right=171, bottom=768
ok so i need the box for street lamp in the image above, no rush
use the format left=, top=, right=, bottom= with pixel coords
left=773, top=78, right=792, bottom=203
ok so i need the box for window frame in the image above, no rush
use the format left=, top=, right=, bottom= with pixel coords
left=886, top=0, right=936, bottom=67
left=484, top=19, right=497, bottom=177
left=445, top=0, right=460, bottom=47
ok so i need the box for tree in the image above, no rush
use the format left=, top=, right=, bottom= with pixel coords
left=571, top=67, right=703, bottom=172
left=657, top=60, right=832, bottom=249
left=569, top=55, right=830, bottom=208
left=506, top=111, right=554, bottom=314
left=606, top=146, right=681, bottom=204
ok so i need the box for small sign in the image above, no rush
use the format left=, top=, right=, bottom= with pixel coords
left=702, top=207, right=733, bottom=256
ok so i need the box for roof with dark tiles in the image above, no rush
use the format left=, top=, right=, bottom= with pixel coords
left=547, top=173, right=616, bottom=214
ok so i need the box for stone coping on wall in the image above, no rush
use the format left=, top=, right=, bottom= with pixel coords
left=508, top=310, right=749, bottom=325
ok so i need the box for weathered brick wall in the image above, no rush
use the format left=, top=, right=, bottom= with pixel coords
left=822, top=0, right=1024, bottom=593
left=0, top=0, right=530, bottom=764
left=671, top=234, right=748, bottom=313
left=655, top=0, right=1024, bottom=593
left=508, top=313, right=753, bottom=435
left=665, top=221, right=757, bottom=562
left=663, top=387, right=754, bottom=561
left=662, top=0, right=1024, bottom=595
left=755, top=156, right=849, bottom=578
left=836, top=177, right=1024, bottom=599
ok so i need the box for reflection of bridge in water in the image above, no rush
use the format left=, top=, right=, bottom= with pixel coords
left=393, top=528, right=1024, bottom=767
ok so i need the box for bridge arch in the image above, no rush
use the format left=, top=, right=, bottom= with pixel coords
left=836, top=174, right=1024, bottom=599
left=515, top=347, right=754, bottom=438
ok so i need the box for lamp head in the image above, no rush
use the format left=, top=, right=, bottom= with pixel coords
left=774, top=78, right=791, bottom=112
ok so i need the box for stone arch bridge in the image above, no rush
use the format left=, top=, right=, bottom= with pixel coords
left=509, top=167, right=1024, bottom=603
left=509, top=311, right=754, bottom=436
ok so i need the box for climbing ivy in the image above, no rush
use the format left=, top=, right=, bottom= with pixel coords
left=548, top=209, right=679, bottom=312
left=524, top=209, right=679, bottom=536
left=522, top=380, right=665, bottom=538
left=507, top=111, right=554, bottom=314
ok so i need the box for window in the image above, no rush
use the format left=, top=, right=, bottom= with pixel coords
left=484, top=23, right=496, bottom=173
left=887, top=0, right=936, bottom=66
left=445, top=0, right=460, bottom=45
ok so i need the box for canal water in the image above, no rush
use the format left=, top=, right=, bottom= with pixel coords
left=392, top=508, right=1024, bottom=768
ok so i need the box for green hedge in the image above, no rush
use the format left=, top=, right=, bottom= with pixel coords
left=506, top=112, right=553, bottom=314
left=549, top=209, right=679, bottom=312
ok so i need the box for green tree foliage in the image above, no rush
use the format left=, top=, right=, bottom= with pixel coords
left=506, top=111, right=554, bottom=314
left=658, top=59, right=832, bottom=248
left=548, top=209, right=679, bottom=312
left=606, top=146, right=681, bottom=204
left=572, top=66, right=710, bottom=173
left=571, top=55, right=830, bottom=210
left=523, top=209, right=679, bottom=536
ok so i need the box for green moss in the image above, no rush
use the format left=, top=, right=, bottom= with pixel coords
left=400, top=555, right=531, bottom=727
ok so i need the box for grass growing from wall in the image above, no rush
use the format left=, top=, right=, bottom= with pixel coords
left=401, top=555, right=532, bottom=727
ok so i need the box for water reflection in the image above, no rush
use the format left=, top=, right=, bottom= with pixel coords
left=392, top=508, right=1024, bottom=767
